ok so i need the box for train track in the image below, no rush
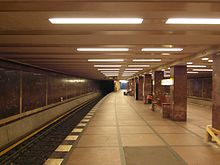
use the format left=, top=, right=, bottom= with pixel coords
left=0, top=96, right=101, bottom=165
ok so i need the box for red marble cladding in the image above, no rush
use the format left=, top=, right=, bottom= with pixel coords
left=153, top=71, right=164, bottom=105
left=138, top=76, right=144, bottom=100
left=212, top=54, right=220, bottom=130
left=0, top=68, right=20, bottom=119
left=170, top=65, right=187, bottom=121
left=143, top=74, right=152, bottom=97
left=22, top=71, right=46, bottom=112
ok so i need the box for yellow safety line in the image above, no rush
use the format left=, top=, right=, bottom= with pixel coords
left=0, top=98, right=94, bottom=157
left=206, top=125, right=220, bottom=145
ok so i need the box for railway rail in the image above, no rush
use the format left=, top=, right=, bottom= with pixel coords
left=0, top=96, right=101, bottom=165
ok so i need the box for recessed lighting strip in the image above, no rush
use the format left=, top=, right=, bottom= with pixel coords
left=133, top=59, right=161, bottom=62
left=77, top=48, right=129, bottom=51
left=49, top=18, right=143, bottom=24
left=128, top=65, right=150, bottom=67
left=88, top=59, right=124, bottom=62
left=193, top=69, right=213, bottom=72
left=94, top=65, right=121, bottom=67
left=187, top=65, right=206, bottom=68
left=141, top=48, right=183, bottom=52
left=125, top=68, right=143, bottom=71
left=98, top=68, right=120, bottom=71
left=166, top=18, right=220, bottom=24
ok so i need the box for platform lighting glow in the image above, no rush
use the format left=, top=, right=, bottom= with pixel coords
left=88, top=59, right=124, bottom=62
left=166, top=18, right=220, bottom=24
left=124, top=71, right=139, bottom=73
left=94, top=65, right=121, bottom=67
left=187, top=62, right=193, bottom=65
left=125, top=68, right=143, bottom=71
left=208, top=60, right=213, bottom=63
left=98, top=68, right=120, bottom=71
left=187, top=71, right=199, bottom=74
left=187, top=65, right=207, bottom=68
left=161, top=53, right=171, bottom=56
left=193, top=69, right=213, bottom=72
left=133, top=59, right=161, bottom=62
left=77, top=48, right=129, bottom=52
left=49, top=18, right=143, bottom=24
left=119, top=80, right=128, bottom=83
left=202, top=57, right=209, bottom=61
left=101, top=71, right=119, bottom=73
left=192, top=69, right=213, bottom=72
left=128, top=65, right=150, bottom=67
left=141, top=48, right=183, bottom=52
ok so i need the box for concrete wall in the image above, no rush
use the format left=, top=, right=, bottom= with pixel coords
left=0, top=92, right=100, bottom=149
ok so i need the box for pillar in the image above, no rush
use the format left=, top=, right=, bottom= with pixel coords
left=213, top=54, right=220, bottom=129
left=170, top=65, right=187, bottom=121
left=134, top=77, right=138, bottom=100
left=138, top=76, right=144, bottom=100
left=153, top=71, right=164, bottom=105
left=143, top=74, right=152, bottom=101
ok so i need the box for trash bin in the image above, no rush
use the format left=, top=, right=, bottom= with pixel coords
left=146, top=94, right=153, bottom=104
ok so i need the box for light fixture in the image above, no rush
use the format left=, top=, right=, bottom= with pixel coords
left=88, top=59, right=124, bottom=62
left=163, top=45, right=173, bottom=48
left=208, top=60, right=213, bottom=63
left=192, top=69, right=213, bottom=72
left=98, top=68, right=120, bottom=71
left=161, top=53, right=171, bottom=56
left=187, top=71, right=199, bottom=74
left=119, top=80, right=128, bottom=83
left=101, top=71, right=119, bottom=73
left=166, top=18, right=220, bottom=24
left=124, top=71, right=139, bottom=73
left=77, top=48, right=129, bottom=51
left=187, top=65, right=207, bottom=68
left=133, top=59, right=162, bottom=62
left=49, top=18, right=143, bottom=24
left=187, top=62, right=193, bottom=65
left=201, top=57, right=209, bottom=61
left=128, top=65, right=150, bottom=67
left=141, top=48, right=183, bottom=52
left=125, top=68, right=143, bottom=70
left=94, top=65, right=121, bottom=67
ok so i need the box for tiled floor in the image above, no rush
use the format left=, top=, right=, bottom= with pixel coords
left=65, top=91, right=220, bottom=165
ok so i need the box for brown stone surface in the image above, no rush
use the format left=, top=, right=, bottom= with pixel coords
left=143, top=74, right=152, bottom=100
left=153, top=71, right=164, bottom=105
left=138, top=76, right=143, bottom=100
left=212, top=54, right=220, bottom=130
left=170, top=65, right=187, bottom=121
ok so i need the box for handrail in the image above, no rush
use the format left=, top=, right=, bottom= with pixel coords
left=206, top=125, right=220, bottom=145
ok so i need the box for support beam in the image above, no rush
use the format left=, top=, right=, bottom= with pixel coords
left=212, top=54, right=220, bottom=130
left=138, top=76, right=144, bottom=101
left=143, top=74, right=152, bottom=103
left=153, top=71, right=164, bottom=106
left=170, top=65, right=187, bottom=121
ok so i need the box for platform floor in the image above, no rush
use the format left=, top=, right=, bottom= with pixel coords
left=64, top=91, right=220, bottom=165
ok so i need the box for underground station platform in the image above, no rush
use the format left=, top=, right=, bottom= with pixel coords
left=1, top=0, right=220, bottom=165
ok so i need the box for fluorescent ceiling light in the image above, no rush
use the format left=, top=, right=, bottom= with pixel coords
left=94, top=65, right=121, bottom=67
left=193, top=69, right=213, bottom=72
left=101, top=71, right=119, bottom=73
left=124, top=70, right=139, bottom=72
left=128, top=65, right=150, bottom=67
left=125, top=68, right=143, bottom=71
left=119, top=80, right=128, bottom=83
left=161, top=53, right=171, bottom=56
left=187, top=65, right=206, bottom=68
left=201, top=57, right=209, bottom=61
left=166, top=18, right=220, bottom=24
left=98, top=68, right=120, bottom=71
left=187, top=62, right=193, bottom=65
left=49, top=18, right=143, bottom=24
left=88, top=59, right=124, bottom=62
left=133, top=59, right=161, bottom=62
left=208, top=60, right=213, bottom=63
left=187, top=71, right=199, bottom=74
left=141, top=48, right=183, bottom=52
left=78, top=48, right=129, bottom=51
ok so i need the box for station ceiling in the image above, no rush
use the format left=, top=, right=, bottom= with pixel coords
left=0, top=0, right=219, bottom=79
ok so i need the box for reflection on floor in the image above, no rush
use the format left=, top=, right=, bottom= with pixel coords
left=65, top=91, right=220, bottom=165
